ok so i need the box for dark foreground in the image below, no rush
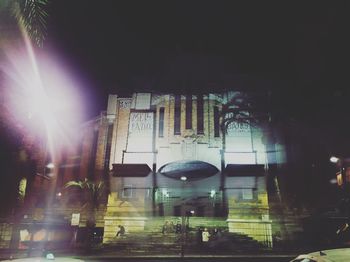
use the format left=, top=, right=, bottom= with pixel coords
left=85, top=257, right=294, bottom=262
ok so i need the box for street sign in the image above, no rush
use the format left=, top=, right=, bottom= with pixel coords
left=71, top=213, right=80, bottom=226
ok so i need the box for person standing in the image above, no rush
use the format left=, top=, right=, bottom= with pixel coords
left=162, top=221, right=169, bottom=234
left=175, top=221, right=182, bottom=234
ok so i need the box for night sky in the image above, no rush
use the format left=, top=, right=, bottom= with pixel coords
left=45, top=1, right=349, bottom=155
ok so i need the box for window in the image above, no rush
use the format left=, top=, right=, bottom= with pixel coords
left=158, top=203, right=164, bottom=216
left=185, top=94, right=192, bottom=129
left=159, top=107, right=165, bottom=137
left=214, top=106, right=220, bottom=137
left=173, top=205, right=181, bottom=216
left=197, top=95, right=204, bottom=134
left=104, top=123, right=114, bottom=171
left=145, top=188, right=151, bottom=199
left=174, top=95, right=181, bottom=135
left=122, top=185, right=133, bottom=198
left=242, top=189, right=254, bottom=200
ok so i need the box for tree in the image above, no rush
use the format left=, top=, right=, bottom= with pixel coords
left=220, top=92, right=268, bottom=167
left=218, top=92, right=268, bottom=215
left=64, top=179, right=104, bottom=249
left=0, top=0, right=49, bottom=47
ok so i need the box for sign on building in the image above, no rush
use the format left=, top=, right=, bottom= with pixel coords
left=127, top=111, right=154, bottom=152
left=71, top=213, right=80, bottom=226
left=226, top=115, right=253, bottom=152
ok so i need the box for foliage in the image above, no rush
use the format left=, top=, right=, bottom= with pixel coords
left=65, top=179, right=104, bottom=248
left=1, top=0, right=49, bottom=47
left=65, top=178, right=104, bottom=213
left=220, top=92, right=269, bottom=133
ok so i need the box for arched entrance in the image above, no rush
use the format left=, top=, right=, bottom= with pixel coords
left=155, top=160, right=222, bottom=218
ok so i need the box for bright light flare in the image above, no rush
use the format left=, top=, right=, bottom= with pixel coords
left=330, top=156, right=340, bottom=163
left=46, top=163, right=55, bottom=169
left=2, top=49, right=84, bottom=154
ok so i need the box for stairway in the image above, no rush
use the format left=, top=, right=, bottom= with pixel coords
left=101, top=230, right=266, bottom=255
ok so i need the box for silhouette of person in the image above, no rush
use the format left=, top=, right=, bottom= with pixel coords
left=116, top=225, right=125, bottom=237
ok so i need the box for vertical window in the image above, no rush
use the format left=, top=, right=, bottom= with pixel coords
left=197, top=95, right=204, bottom=134
left=159, top=107, right=164, bottom=137
left=173, top=205, right=181, bottom=217
left=174, top=95, right=181, bottom=135
left=242, top=189, right=254, bottom=200
left=214, top=106, right=220, bottom=137
left=159, top=203, right=164, bottom=216
left=122, top=185, right=133, bottom=198
left=104, top=123, right=113, bottom=171
left=185, top=94, right=192, bottom=129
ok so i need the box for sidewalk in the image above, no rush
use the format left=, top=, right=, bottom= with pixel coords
left=0, top=246, right=299, bottom=261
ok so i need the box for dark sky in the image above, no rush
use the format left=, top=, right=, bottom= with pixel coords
left=45, top=1, right=350, bottom=154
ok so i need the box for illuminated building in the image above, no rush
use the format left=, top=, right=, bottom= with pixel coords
left=0, top=91, right=291, bottom=249
left=99, top=92, right=287, bottom=247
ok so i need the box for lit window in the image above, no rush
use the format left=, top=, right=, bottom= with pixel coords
left=242, top=189, right=253, bottom=200
left=159, top=107, right=165, bottom=137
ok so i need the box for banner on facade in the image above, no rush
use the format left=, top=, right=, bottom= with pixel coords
left=225, top=114, right=253, bottom=152
left=127, top=111, right=154, bottom=152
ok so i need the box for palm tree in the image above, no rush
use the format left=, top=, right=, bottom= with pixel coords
left=65, top=179, right=104, bottom=249
left=219, top=92, right=268, bottom=214
left=0, top=0, right=49, bottom=47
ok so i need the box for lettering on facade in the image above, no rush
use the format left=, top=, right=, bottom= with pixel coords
left=227, top=122, right=251, bottom=133
left=130, top=113, right=153, bottom=132
left=119, top=100, right=131, bottom=109
left=127, top=112, right=154, bottom=152
left=225, top=113, right=252, bottom=152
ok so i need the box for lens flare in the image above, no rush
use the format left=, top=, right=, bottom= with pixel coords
left=1, top=45, right=84, bottom=157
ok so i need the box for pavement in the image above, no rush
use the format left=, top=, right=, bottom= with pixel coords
left=0, top=247, right=299, bottom=261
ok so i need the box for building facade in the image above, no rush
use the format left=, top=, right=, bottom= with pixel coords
left=101, top=92, right=287, bottom=246
left=1, top=91, right=290, bottom=249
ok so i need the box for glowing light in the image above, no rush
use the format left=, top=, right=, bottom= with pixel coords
left=2, top=48, right=84, bottom=156
left=330, top=156, right=340, bottom=163
left=210, top=189, right=216, bottom=198
left=162, top=189, right=169, bottom=197
left=329, top=178, right=337, bottom=184
left=180, top=176, right=187, bottom=181
left=46, top=163, right=55, bottom=169
left=56, top=192, right=62, bottom=197
left=190, top=210, right=195, bottom=214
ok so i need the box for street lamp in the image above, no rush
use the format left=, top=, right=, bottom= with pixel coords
left=330, top=156, right=340, bottom=164
left=330, top=156, right=346, bottom=188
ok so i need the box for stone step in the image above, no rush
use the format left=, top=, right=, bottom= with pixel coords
left=103, top=230, right=265, bottom=253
